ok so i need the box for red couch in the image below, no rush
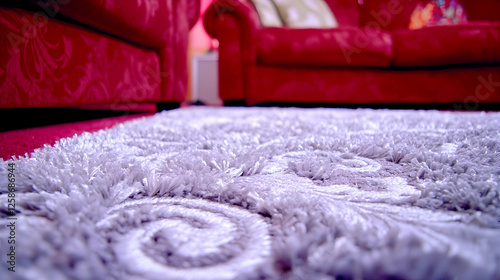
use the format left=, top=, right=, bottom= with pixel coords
left=204, top=0, right=500, bottom=109
left=0, top=0, right=199, bottom=110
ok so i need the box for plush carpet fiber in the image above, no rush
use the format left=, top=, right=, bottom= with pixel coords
left=1, top=107, right=499, bottom=280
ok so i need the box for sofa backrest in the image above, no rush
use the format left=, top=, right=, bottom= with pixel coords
left=460, top=0, right=500, bottom=22
left=358, top=0, right=419, bottom=31
left=358, top=0, right=500, bottom=31
left=324, top=0, right=360, bottom=26
left=249, top=0, right=500, bottom=30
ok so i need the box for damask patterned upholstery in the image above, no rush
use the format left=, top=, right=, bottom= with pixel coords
left=204, top=0, right=500, bottom=106
left=0, top=0, right=200, bottom=109
left=0, top=8, right=161, bottom=108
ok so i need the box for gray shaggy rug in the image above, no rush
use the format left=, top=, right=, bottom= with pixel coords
left=1, top=107, right=500, bottom=280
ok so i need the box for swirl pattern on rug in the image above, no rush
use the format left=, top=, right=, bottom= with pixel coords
left=96, top=197, right=270, bottom=280
left=1, top=107, right=499, bottom=280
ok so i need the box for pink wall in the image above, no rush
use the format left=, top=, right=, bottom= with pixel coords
left=189, top=0, right=214, bottom=51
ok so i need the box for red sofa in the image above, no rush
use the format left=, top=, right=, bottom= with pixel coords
left=0, top=0, right=200, bottom=110
left=204, top=0, right=500, bottom=109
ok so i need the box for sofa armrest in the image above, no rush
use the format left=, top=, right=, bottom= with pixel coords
left=204, top=0, right=260, bottom=36
left=204, top=0, right=260, bottom=64
left=203, top=0, right=261, bottom=101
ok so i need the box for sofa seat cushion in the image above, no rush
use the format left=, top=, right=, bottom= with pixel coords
left=393, top=21, right=500, bottom=67
left=256, top=27, right=393, bottom=68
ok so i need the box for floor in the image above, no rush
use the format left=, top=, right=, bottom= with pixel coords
left=2, top=101, right=498, bottom=160
left=0, top=104, right=159, bottom=160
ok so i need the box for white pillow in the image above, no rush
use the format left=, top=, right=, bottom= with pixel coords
left=250, top=0, right=284, bottom=27
left=273, top=0, right=339, bottom=28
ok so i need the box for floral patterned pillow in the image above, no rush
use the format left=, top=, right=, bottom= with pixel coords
left=250, top=0, right=284, bottom=27
left=272, top=0, right=339, bottom=28
left=409, top=0, right=468, bottom=29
